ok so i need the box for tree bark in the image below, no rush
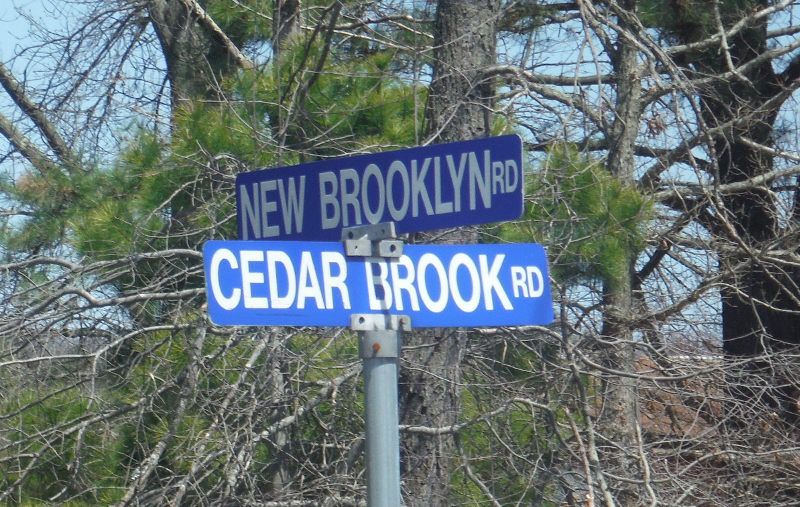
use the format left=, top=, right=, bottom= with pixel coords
left=424, top=0, right=497, bottom=146
left=273, top=0, right=301, bottom=52
left=599, top=0, right=643, bottom=504
left=147, top=0, right=249, bottom=106
left=399, top=1, right=498, bottom=506
left=677, top=0, right=800, bottom=422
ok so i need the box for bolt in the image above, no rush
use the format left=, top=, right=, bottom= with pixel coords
left=372, top=343, right=381, bottom=353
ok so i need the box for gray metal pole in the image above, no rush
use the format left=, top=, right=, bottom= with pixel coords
left=361, top=332, right=401, bottom=507
left=351, top=316, right=407, bottom=507
left=344, top=223, right=407, bottom=507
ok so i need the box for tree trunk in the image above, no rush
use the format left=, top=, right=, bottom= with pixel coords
left=599, top=1, right=643, bottom=504
left=273, top=0, right=301, bottom=52
left=147, top=0, right=243, bottom=106
left=424, top=0, right=496, bottom=145
left=680, top=0, right=800, bottom=422
left=399, top=1, right=498, bottom=506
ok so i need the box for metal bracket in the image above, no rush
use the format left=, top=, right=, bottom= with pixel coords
left=350, top=314, right=411, bottom=332
left=342, top=223, right=403, bottom=258
left=351, top=314, right=410, bottom=359
left=345, top=224, right=408, bottom=359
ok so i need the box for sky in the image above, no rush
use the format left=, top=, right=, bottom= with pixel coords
left=0, top=2, right=36, bottom=182
left=0, top=1, right=37, bottom=65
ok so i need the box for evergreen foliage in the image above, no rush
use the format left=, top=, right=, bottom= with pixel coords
left=494, top=145, right=651, bottom=288
left=3, top=0, right=800, bottom=505
left=0, top=3, right=422, bottom=503
left=640, top=0, right=760, bottom=42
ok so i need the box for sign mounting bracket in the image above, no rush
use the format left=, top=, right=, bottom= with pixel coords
left=342, top=222, right=404, bottom=258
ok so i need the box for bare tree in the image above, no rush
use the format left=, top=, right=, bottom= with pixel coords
left=3, top=1, right=800, bottom=506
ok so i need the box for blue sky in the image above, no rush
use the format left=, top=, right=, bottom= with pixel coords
left=0, top=1, right=36, bottom=65
left=0, top=1, right=35, bottom=182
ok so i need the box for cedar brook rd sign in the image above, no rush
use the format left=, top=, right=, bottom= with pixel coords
left=203, top=240, right=553, bottom=328
left=236, top=135, right=523, bottom=241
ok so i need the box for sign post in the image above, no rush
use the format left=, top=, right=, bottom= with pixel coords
left=353, top=314, right=404, bottom=507
left=344, top=223, right=406, bottom=507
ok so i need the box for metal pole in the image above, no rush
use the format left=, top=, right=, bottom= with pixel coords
left=355, top=321, right=403, bottom=507
left=344, top=223, right=407, bottom=507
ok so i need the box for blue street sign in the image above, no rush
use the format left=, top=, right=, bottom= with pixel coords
left=204, top=240, right=553, bottom=328
left=236, top=135, right=523, bottom=241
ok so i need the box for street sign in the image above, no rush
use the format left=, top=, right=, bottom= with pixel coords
left=203, top=240, right=553, bottom=327
left=236, top=135, right=523, bottom=241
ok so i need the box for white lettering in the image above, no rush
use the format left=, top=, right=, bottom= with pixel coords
left=240, top=250, right=268, bottom=309
left=418, top=253, right=448, bottom=312
left=479, top=254, right=512, bottom=310
left=240, top=183, right=260, bottom=239
left=210, top=248, right=241, bottom=310
left=340, top=169, right=362, bottom=227
left=505, top=160, right=519, bottom=192
left=448, top=253, right=480, bottom=312
left=366, top=259, right=393, bottom=310
left=297, top=251, right=324, bottom=309
left=511, top=266, right=528, bottom=297
left=322, top=252, right=350, bottom=309
left=390, top=256, right=419, bottom=311
left=267, top=251, right=296, bottom=309
left=260, top=180, right=279, bottom=237
left=527, top=266, right=545, bottom=298
left=492, top=161, right=505, bottom=194
left=446, top=153, right=467, bottom=212
left=434, top=156, right=453, bottom=214
left=469, top=151, right=491, bottom=210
